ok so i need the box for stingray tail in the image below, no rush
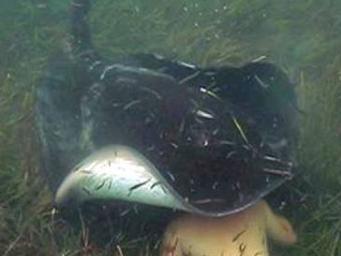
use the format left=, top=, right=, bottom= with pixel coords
left=70, top=0, right=91, bottom=51
left=69, top=0, right=95, bottom=59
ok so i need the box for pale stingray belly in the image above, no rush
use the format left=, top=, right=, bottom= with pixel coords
left=175, top=217, right=268, bottom=256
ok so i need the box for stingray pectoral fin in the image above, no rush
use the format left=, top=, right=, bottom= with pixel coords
left=54, top=145, right=187, bottom=210
left=54, top=169, right=90, bottom=206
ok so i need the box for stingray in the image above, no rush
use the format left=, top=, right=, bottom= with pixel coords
left=36, top=0, right=299, bottom=217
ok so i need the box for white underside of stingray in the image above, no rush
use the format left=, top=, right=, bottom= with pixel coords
left=55, top=145, right=275, bottom=217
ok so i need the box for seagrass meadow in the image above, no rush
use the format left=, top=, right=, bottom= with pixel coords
left=0, top=0, right=340, bottom=255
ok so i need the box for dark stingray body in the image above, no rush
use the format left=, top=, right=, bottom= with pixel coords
left=36, top=0, right=298, bottom=215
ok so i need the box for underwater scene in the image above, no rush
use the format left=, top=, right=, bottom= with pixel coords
left=0, top=0, right=340, bottom=255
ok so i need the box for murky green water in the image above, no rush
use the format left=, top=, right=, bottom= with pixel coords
left=0, top=1, right=340, bottom=255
